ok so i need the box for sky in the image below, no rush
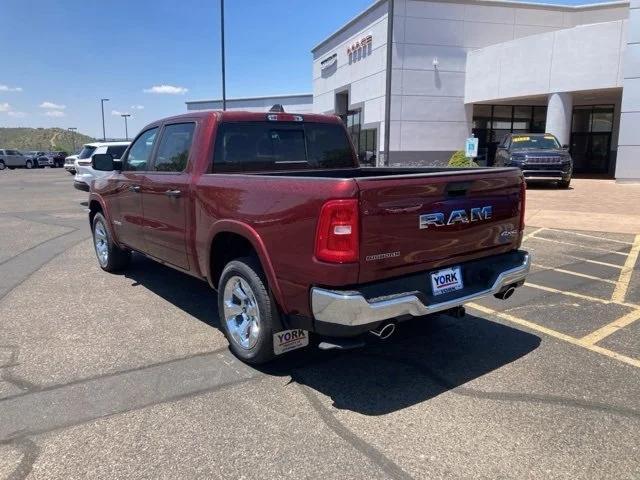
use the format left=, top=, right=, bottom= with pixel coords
left=0, top=0, right=613, bottom=139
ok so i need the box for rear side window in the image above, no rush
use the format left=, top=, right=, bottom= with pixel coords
left=212, top=122, right=354, bottom=173
left=78, top=146, right=97, bottom=159
left=106, top=145, right=128, bottom=159
left=154, top=123, right=195, bottom=172
left=124, top=128, right=158, bottom=171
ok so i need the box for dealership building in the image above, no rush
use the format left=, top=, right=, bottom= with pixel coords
left=186, top=0, right=640, bottom=181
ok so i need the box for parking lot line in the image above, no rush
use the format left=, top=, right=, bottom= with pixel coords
left=611, top=234, right=640, bottom=303
left=545, top=229, right=634, bottom=246
left=580, top=309, right=640, bottom=346
left=523, top=227, right=545, bottom=242
left=563, top=255, right=624, bottom=270
left=528, top=236, right=630, bottom=256
left=468, top=303, right=640, bottom=369
left=532, top=263, right=618, bottom=285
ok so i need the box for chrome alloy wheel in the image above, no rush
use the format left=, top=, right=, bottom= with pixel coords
left=223, top=276, right=261, bottom=350
left=94, top=220, right=109, bottom=267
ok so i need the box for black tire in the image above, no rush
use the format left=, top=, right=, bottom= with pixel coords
left=558, top=179, right=571, bottom=189
left=25, top=160, right=33, bottom=169
left=0, top=160, right=5, bottom=171
left=217, top=257, right=278, bottom=364
left=8, top=167, right=15, bottom=170
left=92, top=212, right=131, bottom=272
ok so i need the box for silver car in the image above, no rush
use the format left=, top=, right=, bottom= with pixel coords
left=0, top=149, right=37, bottom=170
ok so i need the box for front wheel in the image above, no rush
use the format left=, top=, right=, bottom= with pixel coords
left=25, top=160, right=33, bottom=169
left=218, top=257, right=277, bottom=364
left=558, top=178, right=571, bottom=189
left=92, top=212, right=131, bottom=272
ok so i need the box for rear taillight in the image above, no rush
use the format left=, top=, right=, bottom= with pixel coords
left=519, top=180, right=526, bottom=232
left=315, top=199, right=359, bottom=263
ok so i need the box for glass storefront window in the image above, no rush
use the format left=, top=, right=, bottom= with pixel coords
left=473, top=105, right=491, bottom=129
left=572, top=106, right=592, bottom=133
left=513, top=106, right=532, bottom=132
left=492, top=106, right=512, bottom=130
left=591, top=106, right=614, bottom=133
left=532, top=106, right=547, bottom=132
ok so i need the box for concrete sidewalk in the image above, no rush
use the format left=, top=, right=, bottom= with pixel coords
left=525, top=179, right=640, bottom=234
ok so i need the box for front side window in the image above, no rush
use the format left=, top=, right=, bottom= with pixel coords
left=212, top=122, right=354, bottom=173
left=124, top=128, right=158, bottom=171
left=154, top=123, right=195, bottom=172
left=106, top=145, right=128, bottom=159
left=78, top=145, right=97, bottom=160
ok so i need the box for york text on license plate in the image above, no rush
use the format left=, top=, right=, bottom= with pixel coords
left=431, top=266, right=463, bottom=296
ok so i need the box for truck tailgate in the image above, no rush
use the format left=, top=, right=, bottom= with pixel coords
left=357, top=170, right=524, bottom=284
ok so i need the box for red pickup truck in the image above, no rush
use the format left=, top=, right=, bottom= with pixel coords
left=89, top=110, right=530, bottom=364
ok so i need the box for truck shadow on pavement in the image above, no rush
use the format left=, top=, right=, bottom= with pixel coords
left=124, top=254, right=541, bottom=416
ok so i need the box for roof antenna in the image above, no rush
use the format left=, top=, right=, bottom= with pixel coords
left=269, top=104, right=285, bottom=113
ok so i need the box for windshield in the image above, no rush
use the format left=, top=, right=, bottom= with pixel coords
left=511, top=135, right=560, bottom=150
left=212, top=122, right=354, bottom=173
left=78, top=145, right=97, bottom=159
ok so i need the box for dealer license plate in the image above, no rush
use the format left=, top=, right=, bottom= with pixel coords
left=430, top=266, right=463, bottom=296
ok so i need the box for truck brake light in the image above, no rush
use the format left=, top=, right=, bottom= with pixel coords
left=519, top=180, right=526, bottom=232
left=267, top=113, right=303, bottom=122
left=315, top=199, right=359, bottom=263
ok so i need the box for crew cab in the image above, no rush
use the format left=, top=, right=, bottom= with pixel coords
left=88, top=111, right=529, bottom=364
left=494, top=133, right=573, bottom=188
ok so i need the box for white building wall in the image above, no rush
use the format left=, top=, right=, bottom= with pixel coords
left=465, top=20, right=627, bottom=103
left=186, top=94, right=313, bottom=113
left=391, top=0, right=629, bottom=165
left=312, top=1, right=390, bottom=153
left=616, top=0, right=640, bottom=180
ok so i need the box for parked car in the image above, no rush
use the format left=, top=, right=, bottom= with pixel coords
left=494, top=133, right=573, bottom=188
left=23, top=151, right=50, bottom=168
left=88, top=111, right=529, bottom=365
left=0, top=149, right=38, bottom=169
left=52, top=151, right=68, bottom=168
left=64, top=154, right=79, bottom=174
left=73, top=142, right=130, bottom=191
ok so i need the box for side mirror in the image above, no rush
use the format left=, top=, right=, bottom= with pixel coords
left=92, top=153, right=121, bottom=171
left=562, top=144, right=569, bottom=150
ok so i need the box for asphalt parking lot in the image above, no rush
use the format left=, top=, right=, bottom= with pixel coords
left=0, top=169, right=638, bottom=479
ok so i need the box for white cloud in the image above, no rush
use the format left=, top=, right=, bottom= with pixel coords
left=143, top=84, right=188, bottom=95
left=0, top=103, right=10, bottom=112
left=44, top=111, right=65, bottom=117
left=8, top=111, right=26, bottom=118
left=130, top=104, right=144, bottom=110
left=111, top=109, right=131, bottom=116
left=0, top=85, right=22, bottom=92
left=39, top=101, right=66, bottom=110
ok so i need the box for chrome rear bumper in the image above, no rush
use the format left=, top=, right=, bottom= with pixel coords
left=311, top=254, right=530, bottom=327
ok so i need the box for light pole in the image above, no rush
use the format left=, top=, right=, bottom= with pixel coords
left=121, top=114, right=131, bottom=141
left=220, top=0, right=226, bottom=110
left=100, top=98, right=109, bottom=141
left=67, top=127, right=77, bottom=153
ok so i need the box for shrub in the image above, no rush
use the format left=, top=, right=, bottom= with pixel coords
left=448, top=150, right=479, bottom=168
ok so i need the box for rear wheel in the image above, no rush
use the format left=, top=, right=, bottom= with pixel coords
left=92, top=212, right=131, bottom=272
left=0, top=160, right=5, bottom=171
left=218, top=257, right=277, bottom=364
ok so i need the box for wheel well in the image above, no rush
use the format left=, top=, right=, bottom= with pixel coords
left=210, top=232, right=259, bottom=289
left=88, top=200, right=102, bottom=225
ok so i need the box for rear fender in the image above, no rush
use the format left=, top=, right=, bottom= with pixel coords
left=205, top=219, right=286, bottom=313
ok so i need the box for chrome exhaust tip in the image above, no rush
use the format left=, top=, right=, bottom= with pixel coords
left=494, top=286, right=516, bottom=300
left=370, top=322, right=396, bottom=340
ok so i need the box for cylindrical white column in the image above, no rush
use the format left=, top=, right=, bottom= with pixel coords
left=545, top=92, right=573, bottom=146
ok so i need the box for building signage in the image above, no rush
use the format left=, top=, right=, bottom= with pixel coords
left=347, top=35, right=373, bottom=55
left=320, top=53, right=337, bottom=71
left=465, top=137, right=479, bottom=158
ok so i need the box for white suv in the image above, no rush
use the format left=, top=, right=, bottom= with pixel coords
left=73, top=142, right=130, bottom=191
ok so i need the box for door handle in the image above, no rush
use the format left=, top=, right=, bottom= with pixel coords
left=165, top=189, right=182, bottom=198
left=129, top=184, right=141, bottom=193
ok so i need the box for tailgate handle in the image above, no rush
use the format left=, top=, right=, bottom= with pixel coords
left=445, top=182, right=471, bottom=197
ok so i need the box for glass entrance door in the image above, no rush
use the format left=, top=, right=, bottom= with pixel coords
left=570, top=105, right=614, bottom=175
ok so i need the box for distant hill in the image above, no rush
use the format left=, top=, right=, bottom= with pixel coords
left=0, top=128, right=95, bottom=153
